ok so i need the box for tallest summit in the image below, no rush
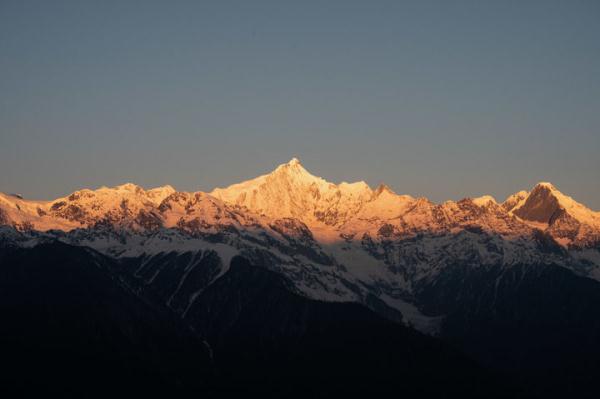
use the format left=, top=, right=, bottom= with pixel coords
left=287, top=157, right=301, bottom=166
left=209, top=157, right=373, bottom=223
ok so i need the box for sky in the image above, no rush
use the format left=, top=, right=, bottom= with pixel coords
left=1, top=1, right=599, bottom=208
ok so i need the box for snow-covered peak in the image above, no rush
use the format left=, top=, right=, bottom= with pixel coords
left=472, top=195, right=498, bottom=207
left=146, top=185, right=177, bottom=205
left=0, top=183, right=181, bottom=232
left=272, top=158, right=328, bottom=185
left=512, top=182, right=600, bottom=230
left=210, top=159, right=374, bottom=223
left=270, top=157, right=311, bottom=178
left=503, top=190, right=529, bottom=212
left=286, top=157, right=302, bottom=167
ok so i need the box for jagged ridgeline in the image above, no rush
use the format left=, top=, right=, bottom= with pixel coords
left=1, top=158, right=600, bottom=397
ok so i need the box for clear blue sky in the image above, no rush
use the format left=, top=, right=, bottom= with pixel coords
left=1, top=1, right=599, bottom=208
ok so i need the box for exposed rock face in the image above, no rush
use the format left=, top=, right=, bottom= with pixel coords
left=0, top=208, right=7, bottom=225
left=502, top=190, right=529, bottom=212
left=513, top=183, right=562, bottom=223
left=508, top=182, right=600, bottom=247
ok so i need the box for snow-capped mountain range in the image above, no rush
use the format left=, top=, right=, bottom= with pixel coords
left=2, top=158, right=600, bottom=333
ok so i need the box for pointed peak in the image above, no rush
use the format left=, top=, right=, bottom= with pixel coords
left=472, top=195, right=498, bottom=207
left=271, top=157, right=321, bottom=183
left=375, top=183, right=395, bottom=196
left=527, top=182, right=573, bottom=204
left=288, top=157, right=302, bottom=166
left=275, top=157, right=306, bottom=173
left=146, top=185, right=177, bottom=204
left=502, top=190, right=529, bottom=212
left=533, top=182, right=558, bottom=192
left=503, top=190, right=529, bottom=204
left=512, top=182, right=582, bottom=224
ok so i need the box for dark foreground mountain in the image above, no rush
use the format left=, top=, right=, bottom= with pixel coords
left=0, top=243, right=212, bottom=397
left=0, top=243, right=517, bottom=398
left=417, top=260, right=600, bottom=398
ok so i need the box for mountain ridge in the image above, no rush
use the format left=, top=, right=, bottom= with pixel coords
left=1, top=158, right=600, bottom=331
left=1, top=158, right=598, bottom=247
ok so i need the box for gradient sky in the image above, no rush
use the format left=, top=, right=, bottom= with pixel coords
left=1, top=1, right=599, bottom=208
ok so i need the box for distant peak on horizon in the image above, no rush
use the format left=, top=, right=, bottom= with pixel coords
left=531, top=181, right=560, bottom=192
left=270, top=157, right=371, bottom=187
left=287, top=157, right=302, bottom=166
left=2, top=157, right=596, bottom=216
left=2, top=158, right=600, bottom=243
left=274, top=157, right=308, bottom=172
